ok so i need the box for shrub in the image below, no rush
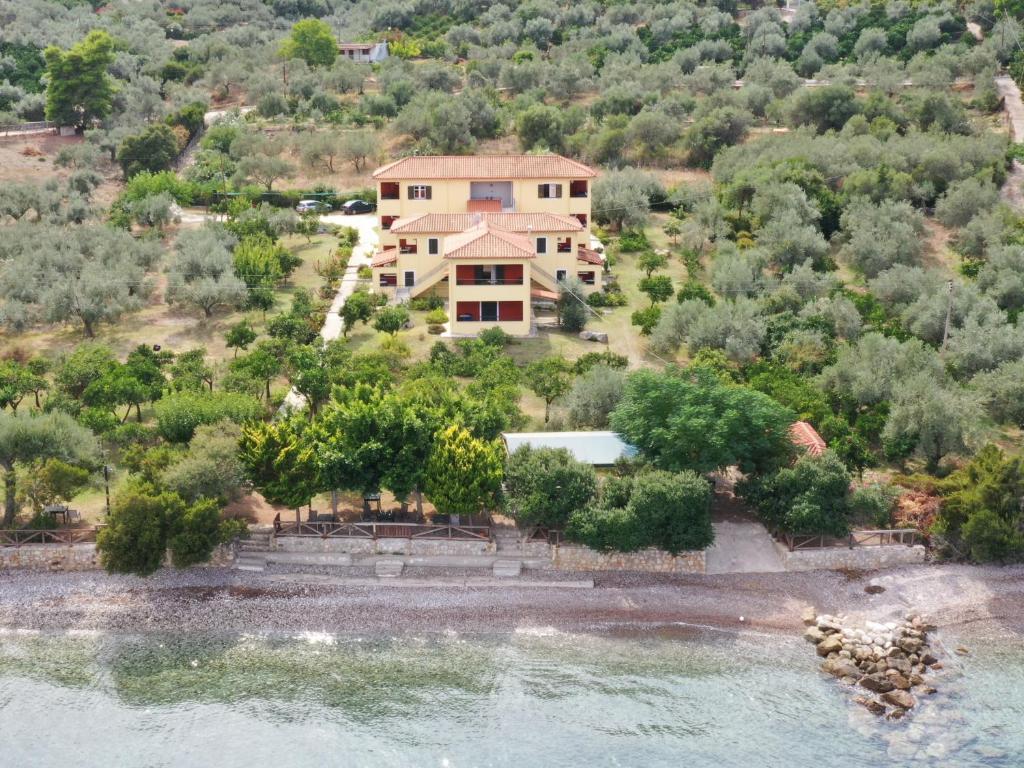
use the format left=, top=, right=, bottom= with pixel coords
left=961, top=508, right=1023, bottom=563
left=411, top=296, right=445, bottom=311
left=504, top=446, right=598, bottom=528
left=618, top=229, right=650, bottom=252
left=626, top=469, right=714, bottom=553
left=155, top=391, right=262, bottom=443
left=566, top=505, right=646, bottom=552
left=479, top=326, right=511, bottom=347
left=849, top=484, right=901, bottom=528
left=425, top=308, right=448, bottom=325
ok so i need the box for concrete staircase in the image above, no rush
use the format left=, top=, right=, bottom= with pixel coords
left=234, top=530, right=272, bottom=572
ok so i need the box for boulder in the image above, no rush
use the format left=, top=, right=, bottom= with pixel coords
left=899, top=637, right=924, bottom=654
left=920, top=650, right=939, bottom=666
left=823, top=658, right=862, bottom=680
left=882, top=690, right=916, bottom=709
left=885, top=672, right=912, bottom=690
left=817, top=636, right=844, bottom=657
left=887, top=657, right=913, bottom=675
left=804, top=626, right=826, bottom=644
left=853, top=695, right=887, bottom=716
left=817, top=616, right=843, bottom=633
left=579, top=331, right=609, bottom=343
left=801, top=607, right=817, bottom=626
left=887, top=707, right=907, bottom=721
left=860, top=674, right=895, bottom=694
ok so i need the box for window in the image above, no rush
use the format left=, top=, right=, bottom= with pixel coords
left=578, top=271, right=596, bottom=285
left=536, top=237, right=547, bottom=254
left=555, top=269, right=567, bottom=283
left=379, top=273, right=397, bottom=287
left=409, top=185, right=432, bottom=200
left=428, top=238, right=439, bottom=255
left=538, top=183, right=563, bottom=199
left=481, top=302, right=499, bottom=322
left=403, top=271, right=415, bottom=288
left=498, top=301, right=524, bottom=321
left=380, top=182, right=400, bottom=200
left=557, top=237, right=572, bottom=253
left=570, top=180, right=588, bottom=198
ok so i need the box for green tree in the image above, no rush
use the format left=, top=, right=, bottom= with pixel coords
left=424, top=425, right=503, bottom=520
left=280, top=19, right=337, bottom=68
left=239, top=416, right=321, bottom=512
left=627, top=469, right=714, bottom=553
left=161, top=421, right=247, bottom=504
left=117, top=124, right=180, bottom=178
left=373, top=305, right=410, bottom=336
left=610, top=369, right=796, bottom=475
left=167, top=498, right=223, bottom=568
left=225, top=321, right=257, bottom=357
left=639, top=275, right=674, bottom=305
left=0, top=360, right=44, bottom=413
left=43, top=30, right=115, bottom=128
left=525, top=357, right=574, bottom=423
left=96, top=482, right=182, bottom=576
left=739, top=451, right=853, bottom=537
left=637, top=251, right=668, bottom=277
left=504, top=445, right=598, bottom=528
left=17, top=458, right=90, bottom=514
left=557, top=278, right=589, bottom=333
left=0, top=411, right=98, bottom=526
left=154, top=391, right=262, bottom=443
left=341, top=290, right=375, bottom=337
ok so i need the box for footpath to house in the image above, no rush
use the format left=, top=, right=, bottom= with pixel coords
left=995, top=75, right=1024, bottom=212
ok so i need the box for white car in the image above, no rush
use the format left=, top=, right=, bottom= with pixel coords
left=295, top=200, right=330, bottom=213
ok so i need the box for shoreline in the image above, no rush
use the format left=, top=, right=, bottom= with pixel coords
left=2, top=564, right=1022, bottom=644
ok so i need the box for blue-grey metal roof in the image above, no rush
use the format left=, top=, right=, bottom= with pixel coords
left=502, top=431, right=637, bottom=466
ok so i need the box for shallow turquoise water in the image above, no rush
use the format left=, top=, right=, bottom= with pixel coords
left=0, top=628, right=1021, bottom=767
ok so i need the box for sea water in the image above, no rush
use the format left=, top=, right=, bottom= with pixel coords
left=0, top=627, right=1021, bottom=767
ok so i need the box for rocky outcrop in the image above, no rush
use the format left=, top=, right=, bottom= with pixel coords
left=803, top=610, right=942, bottom=720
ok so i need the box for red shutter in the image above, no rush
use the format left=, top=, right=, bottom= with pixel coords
left=498, top=301, right=523, bottom=321
left=504, top=264, right=523, bottom=282
left=456, top=265, right=475, bottom=284
left=456, top=301, right=479, bottom=321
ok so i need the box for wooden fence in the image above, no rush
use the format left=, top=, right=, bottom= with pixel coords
left=0, top=527, right=101, bottom=547
left=776, top=529, right=922, bottom=552
left=275, top=521, right=491, bottom=541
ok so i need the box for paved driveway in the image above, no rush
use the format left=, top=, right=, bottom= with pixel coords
left=704, top=493, right=785, bottom=575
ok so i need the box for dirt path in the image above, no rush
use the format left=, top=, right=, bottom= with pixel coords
left=995, top=75, right=1024, bottom=211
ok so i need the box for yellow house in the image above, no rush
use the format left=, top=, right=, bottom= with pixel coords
left=370, top=155, right=602, bottom=336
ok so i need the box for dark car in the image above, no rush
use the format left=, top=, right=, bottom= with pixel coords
left=341, top=199, right=376, bottom=215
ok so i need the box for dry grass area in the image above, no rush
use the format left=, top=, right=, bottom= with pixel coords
left=0, top=133, right=123, bottom=208
left=0, top=231, right=335, bottom=372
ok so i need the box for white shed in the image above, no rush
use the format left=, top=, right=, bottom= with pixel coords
left=502, top=431, right=637, bottom=467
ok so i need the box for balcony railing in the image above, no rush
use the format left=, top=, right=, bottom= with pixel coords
left=399, top=246, right=417, bottom=254
left=569, top=191, right=588, bottom=198
left=455, top=279, right=524, bottom=286
left=557, top=243, right=572, bottom=253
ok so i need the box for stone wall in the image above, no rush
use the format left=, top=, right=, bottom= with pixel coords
left=778, top=543, right=926, bottom=572
left=0, top=543, right=235, bottom=571
left=274, top=535, right=493, bottom=556
left=552, top=544, right=705, bottom=574
left=0, top=543, right=100, bottom=571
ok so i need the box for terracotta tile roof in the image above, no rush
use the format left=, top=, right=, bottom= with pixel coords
left=790, top=421, right=827, bottom=456
left=371, top=247, right=397, bottom=267
left=373, top=154, right=597, bottom=180
left=577, top=246, right=604, bottom=265
left=444, top=221, right=535, bottom=260
left=390, top=212, right=584, bottom=234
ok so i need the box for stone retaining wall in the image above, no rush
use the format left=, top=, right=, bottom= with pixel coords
left=0, top=543, right=235, bottom=571
left=552, top=545, right=705, bottom=574
left=0, top=543, right=101, bottom=571
left=778, top=543, right=926, bottom=572
left=274, top=536, right=494, bottom=556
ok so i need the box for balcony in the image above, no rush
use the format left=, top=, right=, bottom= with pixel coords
left=557, top=239, right=572, bottom=253
left=570, top=180, right=588, bottom=198
left=399, top=246, right=417, bottom=254
left=379, top=182, right=400, bottom=200
left=456, top=278, right=524, bottom=286
left=467, top=197, right=515, bottom=214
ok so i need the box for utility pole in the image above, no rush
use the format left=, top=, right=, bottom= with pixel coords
left=940, top=280, right=954, bottom=355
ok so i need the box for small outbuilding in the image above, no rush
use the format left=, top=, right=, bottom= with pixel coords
left=501, top=431, right=637, bottom=467
left=338, top=42, right=389, bottom=63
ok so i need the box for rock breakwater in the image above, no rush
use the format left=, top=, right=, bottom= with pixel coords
left=803, top=608, right=942, bottom=720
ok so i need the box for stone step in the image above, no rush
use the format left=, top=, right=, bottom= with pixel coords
left=235, top=554, right=267, bottom=572
left=238, top=542, right=270, bottom=552
left=375, top=559, right=404, bottom=578
left=265, top=552, right=353, bottom=567
left=492, top=559, right=522, bottom=578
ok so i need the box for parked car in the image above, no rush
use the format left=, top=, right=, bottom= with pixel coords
left=295, top=199, right=331, bottom=213
left=341, top=199, right=376, bottom=215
